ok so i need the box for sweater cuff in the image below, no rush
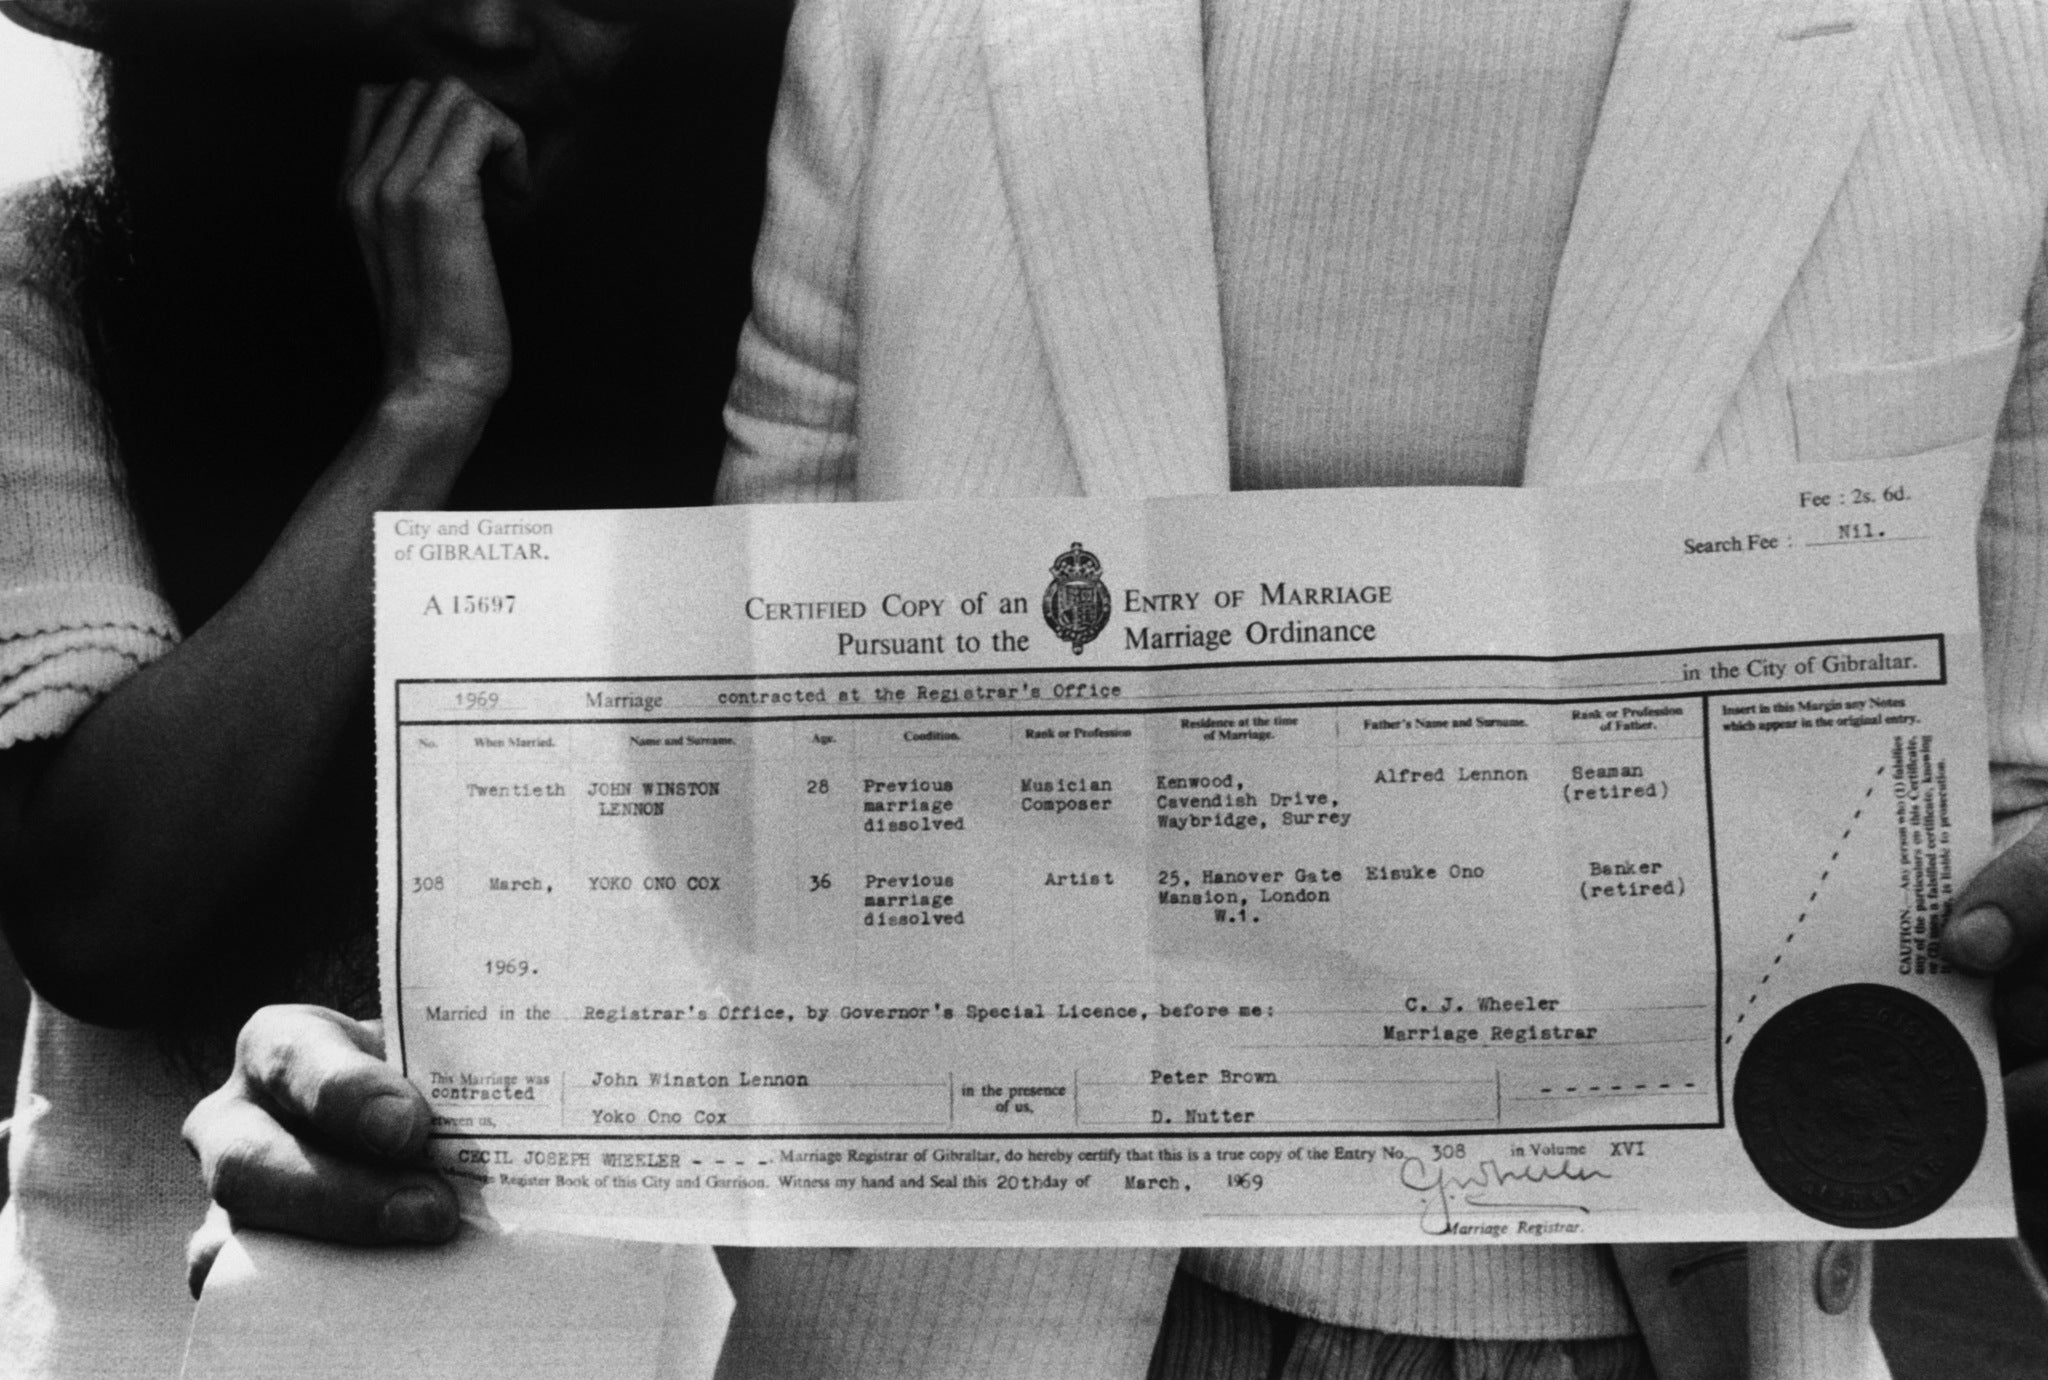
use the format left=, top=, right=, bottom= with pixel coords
left=0, top=583, right=179, bottom=749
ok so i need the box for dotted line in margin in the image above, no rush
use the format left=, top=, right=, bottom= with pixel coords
left=1723, top=761, right=1888, bottom=1046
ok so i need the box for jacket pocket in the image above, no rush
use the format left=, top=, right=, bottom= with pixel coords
left=1789, top=325, right=2023, bottom=466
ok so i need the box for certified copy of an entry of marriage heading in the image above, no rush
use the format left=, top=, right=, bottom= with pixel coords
left=375, top=455, right=2011, bottom=1247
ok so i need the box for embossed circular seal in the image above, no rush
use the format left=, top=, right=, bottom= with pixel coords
left=1733, top=983, right=1986, bottom=1229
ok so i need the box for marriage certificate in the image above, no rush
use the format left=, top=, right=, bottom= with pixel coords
left=375, top=456, right=2012, bottom=1246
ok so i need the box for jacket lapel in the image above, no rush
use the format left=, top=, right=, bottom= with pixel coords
left=984, top=0, right=1230, bottom=498
left=1526, top=0, right=1912, bottom=487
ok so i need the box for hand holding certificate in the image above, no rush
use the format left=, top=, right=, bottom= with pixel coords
left=374, top=456, right=2011, bottom=1246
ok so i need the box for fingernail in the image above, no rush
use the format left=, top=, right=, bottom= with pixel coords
left=379, top=1187, right=453, bottom=1243
left=1948, top=906, right=2014, bottom=970
left=357, top=1094, right=420, bottom=1158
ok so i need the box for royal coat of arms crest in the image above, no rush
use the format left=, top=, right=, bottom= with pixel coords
left=1042, top=543, right=1112, bottom=654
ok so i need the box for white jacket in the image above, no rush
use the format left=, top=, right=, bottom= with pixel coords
left=719, top=2, right=2048, bottom=1375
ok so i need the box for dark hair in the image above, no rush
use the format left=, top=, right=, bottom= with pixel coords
left=32, top=6, right=789, bottom=1058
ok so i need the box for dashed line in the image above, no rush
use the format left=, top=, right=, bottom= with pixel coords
left=1725, top=762, right=1886, bottom=1044
left=1536, top=1082, right=1698, bottom=1095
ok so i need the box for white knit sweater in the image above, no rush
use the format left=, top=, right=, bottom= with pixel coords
left=1187, top=0, right=1639, bottom=1338
left=1209, top=0, right=1628, bottom=496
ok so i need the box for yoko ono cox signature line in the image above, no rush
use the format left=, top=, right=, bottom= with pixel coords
left=1725, top=761, right=1887, bottom=1046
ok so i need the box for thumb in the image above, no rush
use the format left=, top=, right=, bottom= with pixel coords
left=186, top=1202, right=234, bottom=1300
left=1945, top=815, right=2048, bottom=975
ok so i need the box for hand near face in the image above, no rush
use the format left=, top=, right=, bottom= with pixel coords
left=345, top=79, right=527, bottom=412
left=1943, top=818, right=2048, bottom=1234
left=182, top=1006, right=459, bottom=1298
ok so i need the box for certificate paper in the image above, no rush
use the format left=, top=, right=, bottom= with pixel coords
left=376, top=456, right=2011, bottom=1246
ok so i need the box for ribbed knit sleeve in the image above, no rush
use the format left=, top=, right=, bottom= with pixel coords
left=0, top=182, right=177, bottom=749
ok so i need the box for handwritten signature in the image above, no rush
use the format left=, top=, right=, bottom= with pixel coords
left=1400, top=1156, right=1612, bottom=1236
